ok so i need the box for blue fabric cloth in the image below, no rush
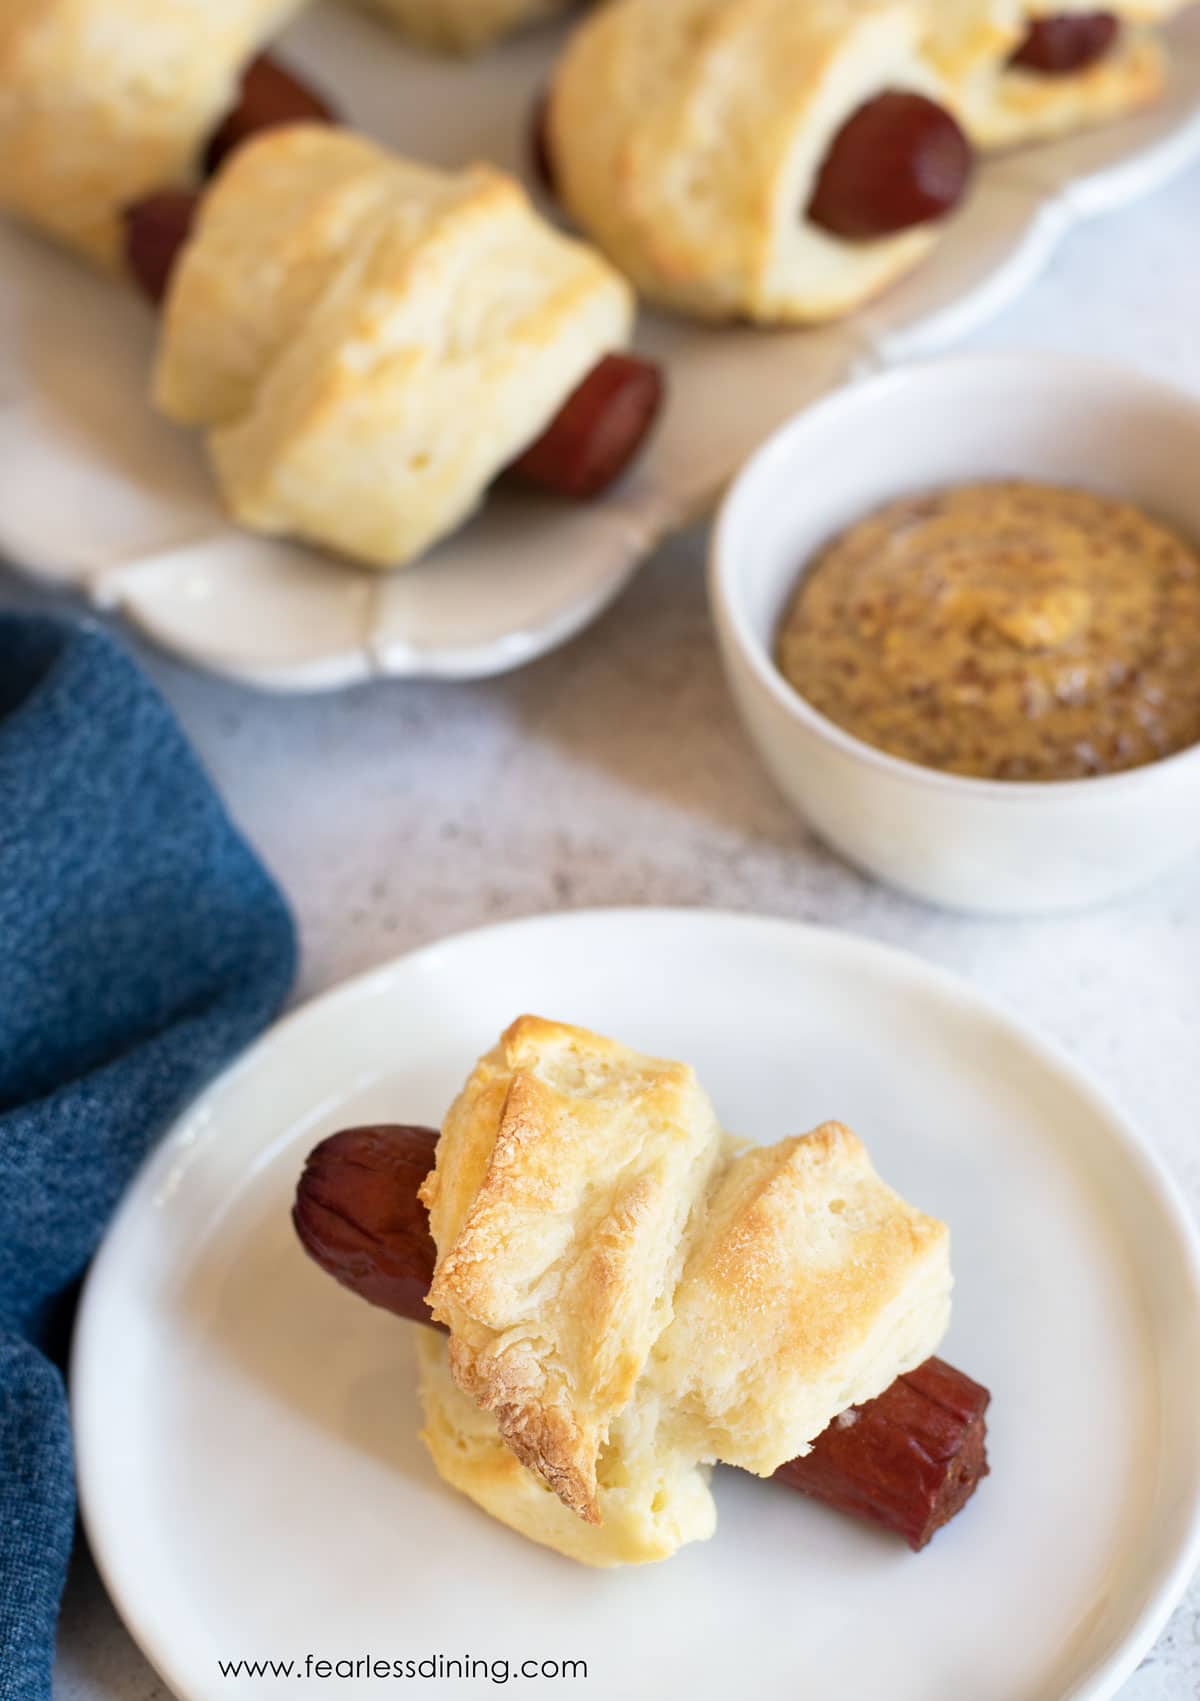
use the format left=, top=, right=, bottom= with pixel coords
left=0, top=615, right=296, bottom=1701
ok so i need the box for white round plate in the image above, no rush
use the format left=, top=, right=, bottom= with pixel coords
left=73, top=909, right=1200, bottom=1700
left=5, top=9, right=1200, bottom=688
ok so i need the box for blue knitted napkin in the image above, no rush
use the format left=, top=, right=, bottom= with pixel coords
left=0, top=615, right=296, bottom=1701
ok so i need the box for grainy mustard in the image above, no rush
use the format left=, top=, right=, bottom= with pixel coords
left=774, top=481, right=1200, bottom=781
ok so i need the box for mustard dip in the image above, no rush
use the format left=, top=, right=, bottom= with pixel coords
left=774, top=481, right=1200, bottom=781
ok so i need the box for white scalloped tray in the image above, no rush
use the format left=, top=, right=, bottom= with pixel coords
left=3, top=5, right=1200, bottom=689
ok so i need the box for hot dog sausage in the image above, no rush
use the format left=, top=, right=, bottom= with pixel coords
left=292, top=1122, right=991, bottom=1547
left=204, top=53, right=337, bottom=177
left=1010, top=11, right=1119, bottom=73
left=122, top=190, right=201, bottom=305
left=507, top=352, right=664, bottom=501
left=775, top=1355, right=990, bottom=1550
left=292, top=1124, right=443, bottom=1329
left=807, top=91, right=973, bottom=242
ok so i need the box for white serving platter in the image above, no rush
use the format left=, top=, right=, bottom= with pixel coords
left=71, top=910, right=1200, bottom=1701
left=3, top=7, right=1200, bottom=688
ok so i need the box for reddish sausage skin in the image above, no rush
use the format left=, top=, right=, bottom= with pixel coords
left=508, top=352, right=664, bottom=501
left=776, top=1356, right=990, bottom=1550
left=807, top=91, right=973, bottom=242
left=1010, top=12, right=1120, bottom=73
left=204, top=53, right=337, bottom=176
left=122, top=190, right=201, bottom=304
left=292, top=1125, right=443, bottom=1329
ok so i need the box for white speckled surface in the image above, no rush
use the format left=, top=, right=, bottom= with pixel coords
left=3, top=161, right=1198, bottom=1701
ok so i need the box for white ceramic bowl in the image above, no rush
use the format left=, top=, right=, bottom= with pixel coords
left=710, top=353, right=1200, bottom=915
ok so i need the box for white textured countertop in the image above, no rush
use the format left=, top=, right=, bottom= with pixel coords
left=5, top=157, right=1198, bottom=1701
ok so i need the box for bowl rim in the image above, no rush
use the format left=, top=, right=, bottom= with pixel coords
left=709, top=348, right=1200, bottom=802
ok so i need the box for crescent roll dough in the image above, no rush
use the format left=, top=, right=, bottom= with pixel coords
left=925, top=0, right=1186, bottom=148
left=418, top=1017, right=952, bottom=1565
left=546, top=0, right=957, bottom=323
left=349, top=0, right=574, bottom=54
left=0, top=0, right=305, bottom=267
left=153, top=126, right=633, bottom=570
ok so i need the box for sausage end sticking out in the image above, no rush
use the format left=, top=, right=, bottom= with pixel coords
left=204, top=53, right=338, bottom=177
left=775, top=1356, right=990, bottom=1549
left=122, top=190, right=201, bottom=305
left=508, top=352, right=664, bottom=502
left=807, top=91, right=973, bottom=243
left=1010, top=12, right=1120, bottom=74
left=293, top=1124, right=443, bottom=1330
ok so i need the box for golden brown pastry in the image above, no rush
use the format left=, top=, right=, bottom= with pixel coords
left=545, top=0, right=974, bottom=324
left=926, top=0, right=1189, bottom=148
left=417, top=1330, right=720, bottom=1565
left=0, top=0, right=306, bottom=267
left=153, top=126, right=634, bottom=571
left=419, top=1016, right=952, bottom=1565
left=648, top=1125, right=954, bottom=1477
left=423, top=1015, right=728, bottom=1523
left=349, top=0, right=574, bottom=54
